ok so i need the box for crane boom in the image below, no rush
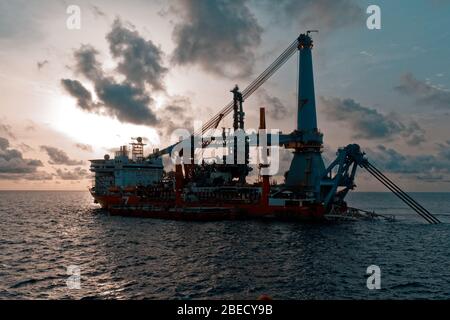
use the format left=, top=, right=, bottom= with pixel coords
left=149, top=36, right=301, bottom=158
left=197, top=39, right=299, bottom=135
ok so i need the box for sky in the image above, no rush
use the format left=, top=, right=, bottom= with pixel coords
left=0, top=0, right=449, bottom=191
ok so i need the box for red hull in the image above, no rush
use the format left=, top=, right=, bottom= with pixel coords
left=92, top=193, right=326, bottom=222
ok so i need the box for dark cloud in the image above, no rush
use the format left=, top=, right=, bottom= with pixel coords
left=61, top=79, right=95, bottom=111
left=61, top=26, right=161, bottom=126
left=91, top=5, right=106, bottom=18
left=0, top=137, right=43, bottom=175
left=415, top=172, right=450, bottom=183
left=0, top=121, right=15, bottom=139
left=97, top=77, right=159, bottom=125
left=171, top=0, right=263, bottom=78
left=0, top=139, right=87, bottom=182
left=0, top=171, right=53, bottom=181
left=75, top=143, right=93, bottom=153
left=437, top=140, right=450, bottom=161
left=55, top=167, right=89, bottom=181
left=37, top=60, right=49, bottom=70
left=62, top=62, right=158, bottom=126
left=40, top=146, right=84, bottom=166
left=164, top=96, right=192, bottom=115
left=319, top=96, right=426, bottom=145
left=366, top=145, right=450, bottom=180
left=164, top=104, right=184, bottom=114
left=257, top=90, right=291, bottom=120
left=403, top=121, right=426, bottom=146
left=106, top=19, right=167, bottom=90
left=73, top=45, right=104, bottom=81
left=0, top=137, right=10, bottom=153
left=259, top=0, right=364, bottom=33
left=159, top=96, right=195, bottom=136
left=395, top=73, right=450, bottom=109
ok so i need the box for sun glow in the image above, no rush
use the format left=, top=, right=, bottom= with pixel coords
left=50, top=96, right=161, bottom=153
left=154, top=94, right=167, bottom=110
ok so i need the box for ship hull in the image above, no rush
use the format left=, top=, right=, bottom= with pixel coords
left=91, top=192, right=326, bottom=222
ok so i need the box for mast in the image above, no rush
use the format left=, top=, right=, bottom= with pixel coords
left=285, top=31, right=325, bottom=195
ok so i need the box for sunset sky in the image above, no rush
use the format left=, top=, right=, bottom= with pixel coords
left=1, top=0, right=449, bottom=191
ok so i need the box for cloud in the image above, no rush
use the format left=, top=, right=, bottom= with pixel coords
left=0, top=171, right=53, bottom=181
left=319, top=96, right=426, bottom=145
left=60, top=18, right=210, bottom=133
left=365, top=145, right=450, bottom=181
left=403, top=121, right=426, bottom=145
left=61, top=24, right=162, bottom=126
left=73, top=45, right=104, bottom=81
left=37, top=60, right=49, bottom=70
left=0, top=137, right=44, bottom=177
left=158, top=96, right=195, bottom=136
left=171, top=0, right=263, bottom=78
left=96, top=77, right=159, bottom=125
left=395, top=73, right=450, bottom=109
left=61, top=79, right=95, bottom=111
left=415, top=172, right=450, bottom=183
left=260, top=0, right=364, bottom=33
left=40, top=146, right=84, bottom=166
left=55, top=167, right=89, bottom=181
left=437, top=140, right=450, bottom=161
left=91, top=5, right=106, bottom=18
left=0, top=121, right=15, bottom=139
left=62, top=58, right=159, bottom=126
left=75, top=143, right=93, bottom=153
left=106, top=19, right=168, bottom=90
left=257, top=89, right=291, bottom=120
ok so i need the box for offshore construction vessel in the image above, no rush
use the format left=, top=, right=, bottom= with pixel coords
left=90, top=32, right=440, bottom=224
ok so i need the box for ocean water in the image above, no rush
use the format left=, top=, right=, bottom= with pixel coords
left=0, top=191, right=449, bottom=300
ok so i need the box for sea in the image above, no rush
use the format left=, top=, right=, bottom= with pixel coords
left=0, top=191, right=449, bottom=300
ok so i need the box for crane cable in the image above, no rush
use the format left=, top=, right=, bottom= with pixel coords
left=198, top=40, right=298, bottom=134
left=195, top=39, right=300, bottom=136
left=363, top=162, right=440, bottom=224
left=149, top=37, right=301, bottom=158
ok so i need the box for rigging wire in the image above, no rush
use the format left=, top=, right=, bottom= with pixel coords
left=363, top=162, right=440, bottom=224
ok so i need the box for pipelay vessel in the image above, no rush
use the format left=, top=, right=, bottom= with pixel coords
left=89, top=33, right=440, bottom=224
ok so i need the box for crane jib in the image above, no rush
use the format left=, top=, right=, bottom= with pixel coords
left=197, top=40, right=299, bottom=135
left=150, top=37, right=302, bottom=159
